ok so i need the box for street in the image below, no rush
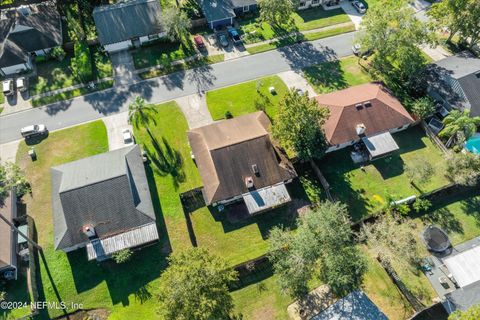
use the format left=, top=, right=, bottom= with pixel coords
left=0, top=32, right=356, bottom=144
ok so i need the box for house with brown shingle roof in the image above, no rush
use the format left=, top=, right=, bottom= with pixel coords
left=0, top=191, right=18, bottom=280
left=316, top=83, right=414, bottom=160
left=188, top=111, right=297, bottom=214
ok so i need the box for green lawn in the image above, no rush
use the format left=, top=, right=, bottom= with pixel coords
left=15, top=121, right=170, bottom=319
left=303, top=55, right=373, bottom=94
left=0, top=270, right=32, bottom=319
left=293, top=7, right=350, bottom=31
left=206, top=76, right=288, bottom=120
left=319, top=126, right=450, bottom=221
left=132, top=40, right=196, bottom=69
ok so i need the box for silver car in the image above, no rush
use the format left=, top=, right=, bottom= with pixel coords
left=2, top=79, right=14, bottom=96
left=20, top=124, right=48, bottom=138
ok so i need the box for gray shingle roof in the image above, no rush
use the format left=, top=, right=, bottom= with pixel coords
left=198, top=0, right=257, bottom=23
left=430, top=52, right=480, bottom=118
left=0, top=191, right=17, bottom=272
left=444, top=281, right=480, bottom=313
left=0, top=3, right=62, bottom=68
left=51, top=145, right=156, bottom=250
left=93, top=0, right=163, bottom=46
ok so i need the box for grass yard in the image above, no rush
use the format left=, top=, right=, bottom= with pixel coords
left=206, top=76, right=288, bottom=120
left=293, top=7, right=350, bottom=31
left=132, top=40, right=196, bottom=70
left=0, top=270, right=32, bottom=319
left=319, top=126, right=450, bottom=221
left=303, top=55, right=373, bottom=93
left=16, top=121, right=170, bottom=319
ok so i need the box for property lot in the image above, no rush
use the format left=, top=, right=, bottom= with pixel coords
left=0, top=271, right=31, bottom=319
left=131, top=40, right=197, bottom=70
left=319, top=126, right=450, bottom=221
left=206, top=76, right=288, bottom=120
left=303, top=55, right=372, bottom=93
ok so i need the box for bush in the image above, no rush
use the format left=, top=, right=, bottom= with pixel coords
left=225, top=110, right=233, bottom=119
left=112, top=248, right=133, bottom=264
left=50, top=46, right=66, bottom=61
left=71, top=41, right=93, bottom=82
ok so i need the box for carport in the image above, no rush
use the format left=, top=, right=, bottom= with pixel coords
left=362, top=131, right=399, bottom=160
left=444, top=245, right=480, bottom=288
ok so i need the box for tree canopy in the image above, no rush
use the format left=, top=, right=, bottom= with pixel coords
left=449, top=303, right=480, bottom=320
left=410, top=97, right=435, bottom=120
left=439, top=110, right=480, bottom=147
left=268, top=202, right=367, bottom=297
left=273, top=89, right=330, bottom=161
left=157, top=248, right=238, bottom=320
left=445, top=152, right=480, bottom=186
left=128, top=96, right=158, bottom=129
left=405, top=156, right=435, bottom=185
left=258, top=0, right=297, bottom=26
left=162, top=7, right=192, bottom=44
left=0, top=162, right=31, bottom=205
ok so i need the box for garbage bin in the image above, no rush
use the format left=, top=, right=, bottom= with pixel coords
left=28, top=147, right=36, bottom=161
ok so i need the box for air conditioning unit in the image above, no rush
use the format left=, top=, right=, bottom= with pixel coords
left=245, top=176, right=254, bottom=189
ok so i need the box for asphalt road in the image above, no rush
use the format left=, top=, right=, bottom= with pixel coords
left=0, top=32, right=356, bottom=144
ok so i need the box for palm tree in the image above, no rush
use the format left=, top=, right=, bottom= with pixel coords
left=128, top=96, right=158, bottom=131
left=439, top=110, right=480, bottom=147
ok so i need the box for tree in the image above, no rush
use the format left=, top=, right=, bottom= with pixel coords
left=440, top=110, right=480, bottom=147
left=0, top=291, right=5, bottom=301
left=360, top=215, right=420, bottom=266
left=258, top=0, right=296, bottom=27
left=111, top=248, right=132, bottom=263
left=360, top=0, right=433, bottom=94
left=445, top=152, right=480, bottom=186
left=428, top=0, right=480, bottom=48
left=128, top=96, right=158, bottom=131
left=405, top=156, right=435, bottom=186
left=157, top=248, right=238, bottom=320
left=70, top=41, right=93, bottom=83
left=273, top=89, right=329, bottom=161
left=449, top=303, right=480, bottom=320
left=268, top=202, right=367, bottom=297
left=411, top=97, right=435, bottom=120
left=50, top=46, right=66, bottom=61
left=0, top=162, right=31, bottom=205
left=162, top=7, right=191, bottom=44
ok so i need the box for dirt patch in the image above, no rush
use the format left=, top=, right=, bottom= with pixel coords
left=53, top=308, right=110, bottom=320
left=251, top=304, right=277, bottom=320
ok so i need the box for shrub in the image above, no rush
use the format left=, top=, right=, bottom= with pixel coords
left=225, top=110, right=233, bottom=119
left=71, top=41, right=93, bottom=82
left=111, top=248, right=133, bottom=264
left=50, top=46, right=66, bottom=61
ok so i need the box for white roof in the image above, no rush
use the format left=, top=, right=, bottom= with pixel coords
left=444, top=245, right=480, bottom=288
left=242, top=183, right=291, bottom=214
left=362, top=131, right=399, bottom=158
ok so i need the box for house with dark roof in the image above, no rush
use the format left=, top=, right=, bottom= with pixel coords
left=427, top=51, right=480, bottom=118
left=93, top=0, right=165, bottom=53
left=198, top=0, right=258, bottom=29
left=0, top=191, right=18, bottom=281
left=188, top=111, right=297, bottom=214
left=0, top=3, right=62, bottom=76
left=51, top=145, right=158, bottom=261
left=316, top=83, right=415, bottom=160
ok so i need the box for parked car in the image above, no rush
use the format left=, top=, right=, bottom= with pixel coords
left=20, top=124, right=48, bottom=138
left=352, top=43, right=372, bottom=59
left=227, top=27, right=241, bottom=44
left=194, top=35, right=206, bottom=51
left=2, top=79, right=14, bottom=96
left=16, top=77, right=27, bottom=92
left=217, top=33, right=229, bottom=48
left=352, top=43, right=362, bottom=55
left=123, top=129, right=134, bottom=146
left=352, top=1, right=366, bottom=13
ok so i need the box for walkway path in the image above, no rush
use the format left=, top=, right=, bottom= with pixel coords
left=175, top=93, right=213, bottom=129
left=278, top=70, right=317, bottom=96
left=102, top=112, right=132, bottom=151
left=0, top=139, right=20, bottom=164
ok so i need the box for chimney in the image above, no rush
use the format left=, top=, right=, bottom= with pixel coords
left=245, top=176, right=254, bottom=189
left=356, top=123, right=366, bottom=136
left=83, top=224, right=96, bottom=239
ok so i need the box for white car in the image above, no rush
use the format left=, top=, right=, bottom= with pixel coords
left=123, top=129, right=134, bottom=146
left=20, top=124, right=48, bottom=138
left=16, top=77, right=27, bottom=92
left=352, top=43, right=362, bottom=55
left=352, top=1, right=366, bottom=14
left=2, top=79, right=14, bottom=96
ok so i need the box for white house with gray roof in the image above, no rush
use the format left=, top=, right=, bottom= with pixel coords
left=51, top=145, right=158, bottom=261
left=93, top=0, right=165, bottom=53
left=428, top=51, right=480, bottom=118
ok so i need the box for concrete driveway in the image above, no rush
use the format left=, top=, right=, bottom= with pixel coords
left=110, top=51, right=139, bottom=86
left=175, top=93, right=213, bottom=129
left=0, top=139, right=21, bottom=164
left=278, top=71, right=317, bottom=96
left=340, top=1, right=364, bottom=30
left=102, top=112, right=133, bottom=151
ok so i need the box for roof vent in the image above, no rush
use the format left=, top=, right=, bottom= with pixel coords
left=245, top=176, right=254, bottom=189
left=364, top=101, right=372, bottom=108
left=355, top=103, right=363, bottom=110
left=356, top=123, right=366, bottom=136
left=252, top=164, right=259, bottom=176
left=83, top=224, right=96, bottom=239
left=211, top=1, right=217, bottom=8
left=17, top=6, right=32, bottom=17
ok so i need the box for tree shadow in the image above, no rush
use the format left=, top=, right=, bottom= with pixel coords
left=134, top=283, right=153, bottom=304
left=145, top=132, right=185, bottom=191
left=461, top=197, right=480, bottom=226
left=43, top=98, right=74, bottom=116
left=303, top=59, right=348, bottom=93
left=420, top=207, right=464, bottom=235
left=186, top=63, right=217, bottom=95
left=371, top=154, right=405, bottom=180
left=278, top=41, right=338, bottom=72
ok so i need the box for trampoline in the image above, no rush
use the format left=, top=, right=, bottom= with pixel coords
left=423, top=225, right=451, bottom=253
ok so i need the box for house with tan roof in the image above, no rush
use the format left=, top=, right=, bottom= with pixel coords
left=316, top=83, right=415, bottom=160
left=188, top=111, right=297, bottom=214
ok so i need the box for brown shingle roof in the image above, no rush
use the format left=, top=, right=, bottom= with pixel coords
left=188, top=112, right=297, bottom=204
left=0, top=191, right=16, bottom=270
left=316, top=83, right=414, bottom=145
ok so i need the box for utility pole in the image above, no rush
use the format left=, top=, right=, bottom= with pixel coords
left=0, top=213, right=42, bottom=251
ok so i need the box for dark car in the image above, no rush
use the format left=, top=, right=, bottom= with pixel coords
left=227, top=27, right=241, bottom=44
left=194, top=35, right=206, bottom=50
left=217, top=33, right=229, bottom=48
